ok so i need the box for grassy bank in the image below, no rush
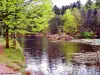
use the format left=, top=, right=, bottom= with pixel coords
left=0, top=37, right=25, bottom=72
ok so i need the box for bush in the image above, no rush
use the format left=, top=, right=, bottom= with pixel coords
left=81, top=32, right=92, bottom=38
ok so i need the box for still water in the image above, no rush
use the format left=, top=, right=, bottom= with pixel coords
left=18, top=35, right=100, bottom=75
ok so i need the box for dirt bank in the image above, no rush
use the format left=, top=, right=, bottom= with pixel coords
left=46, top=34, right=74, bottom=42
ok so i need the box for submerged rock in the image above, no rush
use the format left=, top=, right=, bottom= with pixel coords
left=71, top=51, right=100, bottom=65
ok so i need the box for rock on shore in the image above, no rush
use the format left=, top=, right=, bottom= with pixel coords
left=47, top=34, right=74, bottom=42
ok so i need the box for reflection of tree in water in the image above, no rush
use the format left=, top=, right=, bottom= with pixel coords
left=23, top=36, right=100, bottom=75
left=24, top=36, right=43, bottom=64
left=47, top=42, right=65, bottom=70
left=78, top=44, right=95, bottom=52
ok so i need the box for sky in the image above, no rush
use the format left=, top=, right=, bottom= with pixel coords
left=51, top=0, right=88, bottom=8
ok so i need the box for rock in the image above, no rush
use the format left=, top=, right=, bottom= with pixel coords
left=47, top=34, right=74, bottom=42
left=66, top=35, right=74, bottom=41
left=72, top=52, right=100, bottom=64
left=69, top=39, right=100, bottom=46
left=25, top=71, right=31, bottom=75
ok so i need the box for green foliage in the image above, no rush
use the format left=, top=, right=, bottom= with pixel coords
left=23, top=0, right=54, bottom=34
left=62, top=9, right=77, bottom=34
left=85, top=0, right=93, bottom=9
left=0, top=38, right=24, bottom=71
left=4, top=48, right=24, bottom=60
left=0, top=0, right=54, bottom=48
left=85, top=0, right=97, bottom=9
left=96, top=0, right=100, bottom=8
left=0, top=0, right=27, bottom=34
left=0, top=48, right=25, bottom=72
left=71, top=8, right=81, bottom=26
left=0, top=0, right=54, bottom=34
left=81, top=31, right=92, bottom=38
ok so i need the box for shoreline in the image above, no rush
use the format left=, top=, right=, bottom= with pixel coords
left=69, top=39, right=100, bottom=46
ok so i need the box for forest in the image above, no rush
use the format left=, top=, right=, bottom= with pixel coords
left=50, top=0, right=100, bottom=36
left=0, top=0, right=100, bottom=75
left=0, top=0, right=54, bottom=48
left=0, top=0, right=100, bottom=48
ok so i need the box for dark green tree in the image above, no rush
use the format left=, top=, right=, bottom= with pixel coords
left=85, top=0, right=93, bottom=9
left=96, top=0, right=100, bottom=8
left=49, top=16, right=63, bottom=34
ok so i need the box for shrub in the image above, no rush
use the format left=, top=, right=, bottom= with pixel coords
left=81, top=32, right=92, bottom=38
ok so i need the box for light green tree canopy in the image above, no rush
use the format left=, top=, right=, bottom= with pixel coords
left=0, top=0, right=54, bottom=34
left=0, top=0, right=54, bottom=48
left=71, top=8, right=81, bottom=26
left=62, top=9, right=77, bottom=34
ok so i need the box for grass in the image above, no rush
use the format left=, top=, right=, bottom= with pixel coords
left=0, top=37, right=25, bottom=72
left=0, top=37, right=5, bottom=46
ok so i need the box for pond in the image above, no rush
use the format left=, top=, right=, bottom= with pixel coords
left=18, top=35, right=100, bottom=75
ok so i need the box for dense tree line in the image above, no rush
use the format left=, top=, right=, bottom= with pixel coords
left=53, top=0, right=81, bottom=15
left=49, top=0, right=100, bottom=37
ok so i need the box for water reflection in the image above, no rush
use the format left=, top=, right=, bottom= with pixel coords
left=20, top=36, right=100, bottom=75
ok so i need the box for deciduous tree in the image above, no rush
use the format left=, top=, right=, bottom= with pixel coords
left=62, top=9, right=77, bottom=34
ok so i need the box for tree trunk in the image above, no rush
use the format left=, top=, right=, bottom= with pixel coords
left=6, top=27, right=9, bottom=48
left=14, top=31, right=16, bottom=49
left=10, top=32, right=13, bottom=40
